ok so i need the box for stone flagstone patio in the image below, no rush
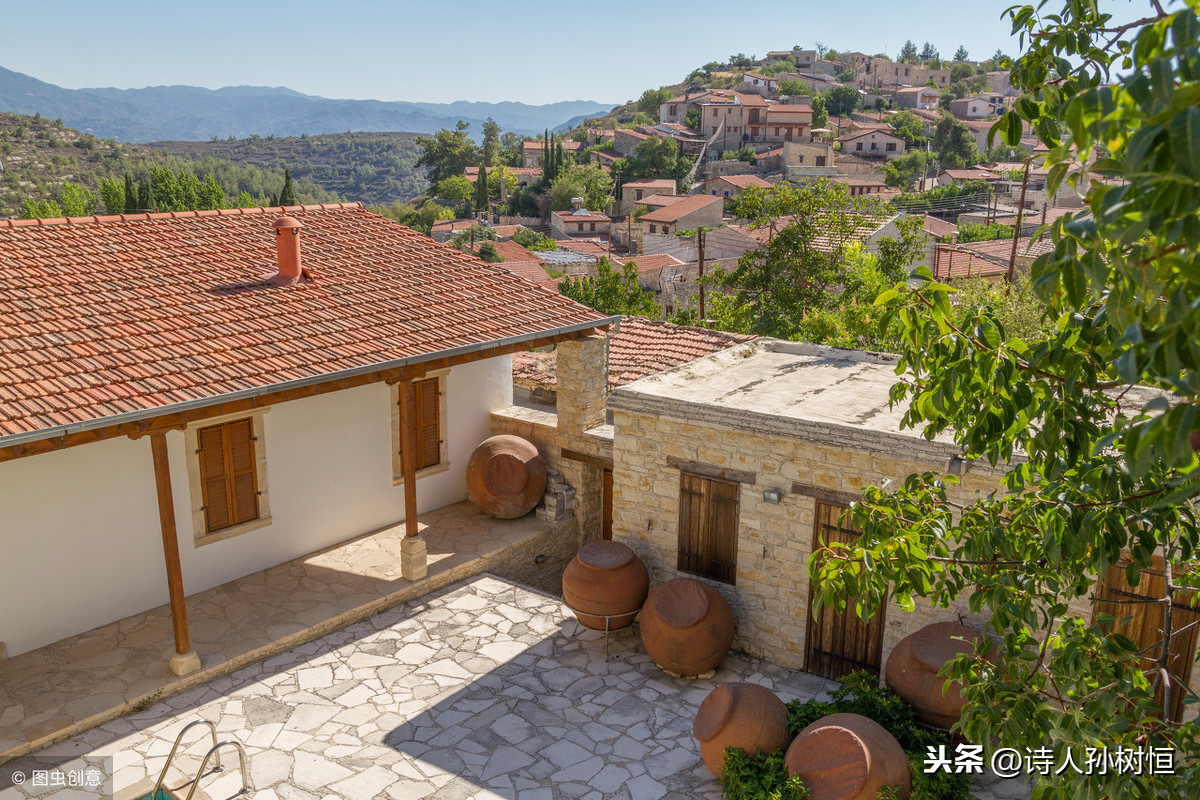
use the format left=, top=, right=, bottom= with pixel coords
left=0, top=574, right=1028, bottom=800
left=0, top=502, right=565, bottom=767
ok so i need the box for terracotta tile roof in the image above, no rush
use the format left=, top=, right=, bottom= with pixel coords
left=714, top=175, right=773, bottom=189
left=829, top=176, right=888, bottom=188
left=639, top=194, right=724, bottom=224
left=522, top=140, right=585, bottom=152
left=512, top=317, right=755, bottom=393
left=932, top=247, right=1009, bottom=279
left=623, top=179, right=676, bottom=190
left=923, top=215, right=958, bottom=238
left=0, top=204, right=610, bottom=440
left=552, top=209, right=611, bottom=223
left=836, top=129, right=904, bottom=143
left=736, top=93, right=769, bottom=107
left=611, top=253, right=684, bottom=274
left=555, top=239, right=612, bottom=258
left=638, top=194, right=686, bottom=208
left=941, top=169, right=998, bottom=181
left=959, top=236, right=1054, bottom=265
left=430, top=218, right=479, bottom=233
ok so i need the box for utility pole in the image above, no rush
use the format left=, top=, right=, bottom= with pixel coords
left=1006, top=159, right=1031, bottom=287
left=698, top=227, right=706, bottom=326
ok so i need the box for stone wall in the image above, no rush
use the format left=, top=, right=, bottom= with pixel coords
left=608, top=403, right=998, bottom=671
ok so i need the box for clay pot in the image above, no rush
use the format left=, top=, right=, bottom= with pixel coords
left=466, top=435, right=546, bottom=519
left=884, top=621, right=995, bottom=730
left=640, top=578, right=734, bottom=676
left=562, top=541, right=649, bottom=630
left=784, top=713, right=911, bottom=800
left=693, top=683, right=791, bottom=777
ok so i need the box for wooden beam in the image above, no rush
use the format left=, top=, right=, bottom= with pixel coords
left=150, top=433, right=191, bottom=657
left=790, top=481, right=861, bottom=507
left=561, top=447, right=613, bottom=469
left=398, top=377, right=419, bottom=537
left=0, top=329, right=598, bottom=464
left=666, top=456, right=755, bottom=485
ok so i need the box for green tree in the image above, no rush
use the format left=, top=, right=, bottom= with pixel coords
left=777, top=78, right=812, bottom=96
left=899, top=40, right=918, bottom=62
left=627, top=136, right=677, bottom=178
left=822, top=86, right=861, bottom=117
left=882, top=150, right=933, bottom=189
left=20, top=198, right=64, bottom=219
left=682, top=106, right=702, bottom=131
left=481, top=117, right=501, bottom=166
left=99, top=177, right=125, bottom=215
left=835, top=69, right=856, bottom=83
left=919, top=42, right=939, bottom=63
left=434, top=175, right=474, bottom=206
left=124, top=174, right=138, bottom=213
left=810, top=95, right=829, bottom=130
left=58, top=181, right=95, bottom=216
left=416, top=121, right=479, bottom=186
left=278, top=167, right=296, bottom=206
left=558, top=258, right=658, bottom=317
left=476, top=241, right=502, bottom=263
left=512, top=226, right=557, bottom=251
left=636, top=88, right=673, bottom=118
left=548, top=163, right=613, bottom=212
left=889, top=110, right=927, bottom=146
left=486, top=165, right=517, bottom=200
left=932, top=113, right=981, bottom=168
left=952, top=45, right=969, bottom=62
left=815, top=3, right=1200, bottom=797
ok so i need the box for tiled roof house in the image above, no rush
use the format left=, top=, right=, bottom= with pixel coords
left=0, top=203, right=615, bottom=671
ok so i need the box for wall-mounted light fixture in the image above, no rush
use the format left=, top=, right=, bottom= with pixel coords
left=762, top=488, right=782, bottom=504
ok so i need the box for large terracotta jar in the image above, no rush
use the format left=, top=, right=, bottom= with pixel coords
left=784, top=713, right=911, bottom=800
left=465, top=435, right=546, bottom=519
left=640, top=577, right=734, bottom=676
left=562, top=541, right=648, bottom=630
left=693, top=683, right=791, bottom=777
left=885, top=621, right=995, bottom=730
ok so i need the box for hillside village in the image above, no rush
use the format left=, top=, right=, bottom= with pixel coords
left=0, top=11, right=1197, bottom=800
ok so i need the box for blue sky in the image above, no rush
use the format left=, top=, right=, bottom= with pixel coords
left=2, top=1, right=1146, bottom=106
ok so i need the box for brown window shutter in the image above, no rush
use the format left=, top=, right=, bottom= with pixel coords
left=226, top=418, right=260, bottom=525
left=416, top=378, right=441, bottom=470
left=198, top=419, right=259, bottom=534
left=677, top=472, right=739, bottom=584
left=198, top=425, right=231, bottom=532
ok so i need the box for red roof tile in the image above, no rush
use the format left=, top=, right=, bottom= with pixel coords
left=611, top=253, right=684, bottom=274
left=0, top=204, right=610, bottom=440
left=512, top=317, right=754, bottom=392
left=640, top=194, right=724, bottom=224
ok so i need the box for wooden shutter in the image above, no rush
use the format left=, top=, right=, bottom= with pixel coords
left=806, top=501, right=885, bottom=679
left=400, top=378, right=442, bottom=472
left=1097, top=561, right=1200, bottom=722
left=198, top=419, right=259, bottom=534
left=678, top=472, right=739, bottom=584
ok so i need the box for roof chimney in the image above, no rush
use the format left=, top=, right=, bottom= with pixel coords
left=271, top=215, right=303, bottom=285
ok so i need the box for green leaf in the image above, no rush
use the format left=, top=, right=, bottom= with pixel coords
left=1168, top=106, right=1200, bottom=177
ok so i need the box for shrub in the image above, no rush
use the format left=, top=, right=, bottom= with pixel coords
left=719, top=671, right=970, bottom=800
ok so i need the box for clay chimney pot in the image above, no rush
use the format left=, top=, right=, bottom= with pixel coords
left=271, top=216, right=304, bottom=281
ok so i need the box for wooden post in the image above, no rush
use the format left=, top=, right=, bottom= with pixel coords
left=150, top=433, right=200, bottom=676
left=398, top=377, right=419, bottom=538
left=1006, top=160, right=1032, bottom=287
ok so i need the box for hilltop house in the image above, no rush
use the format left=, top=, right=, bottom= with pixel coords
left=0, top=203, right=614, bottom=674
left=835, top=129, right=906, bottom=159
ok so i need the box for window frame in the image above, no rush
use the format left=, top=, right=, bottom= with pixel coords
left=390, top=369, right=450, bottom=485
left=185, top=410, right=271, bottom=545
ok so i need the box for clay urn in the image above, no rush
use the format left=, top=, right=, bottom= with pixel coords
left=784, top=713, right=911, bottom=800
left=562, top=541, right=649, bottom=631
left=640, top=577, right=734, bottom=676
left=693, top=683, right=791, bottom=778
left=884, top=621, right=996, bottom=730
left=466, top=435, right=546, bottom=519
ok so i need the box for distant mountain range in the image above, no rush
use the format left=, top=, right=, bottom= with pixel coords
left=0, top=66, right=613, bottom=142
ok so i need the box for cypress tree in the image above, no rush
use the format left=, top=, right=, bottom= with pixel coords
left=123, top=173, right=137, bottom=213
left=278, top=168, right=296, bottom=206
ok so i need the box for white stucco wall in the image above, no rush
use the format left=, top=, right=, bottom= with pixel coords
left=0, top=355, right=512, bottom=657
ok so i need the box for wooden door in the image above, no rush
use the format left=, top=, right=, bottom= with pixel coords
left=806, top=500, right=885, bottom=679
left=1096, top=561, right=1199, bottom=722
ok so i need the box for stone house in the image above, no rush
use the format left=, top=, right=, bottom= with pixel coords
left=522, top=138, right=585, bottom=169
left=607, top=340, right=995, bottom=676
left=551, top=205, right=613, bottom=239
left=854, top=58, right=952, bottom=90
left=704, top=174, right=773, bottom=198
left=836, top=129, right=907, bottom=160
left=639, top=194, right=725, bottom=237
left=0, top=203, right=614, bottom=673
left=949, top=96, right=1000, bottom=119
left=892, top=86, right=940, bottom=111
left=617, top=178, right=677, bottom=216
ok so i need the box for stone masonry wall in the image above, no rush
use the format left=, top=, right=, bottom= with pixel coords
left=609, top=405, right=998, bottom=671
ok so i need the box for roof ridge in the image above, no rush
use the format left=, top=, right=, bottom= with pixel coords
left=0, top=202, right=365, bottom=229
